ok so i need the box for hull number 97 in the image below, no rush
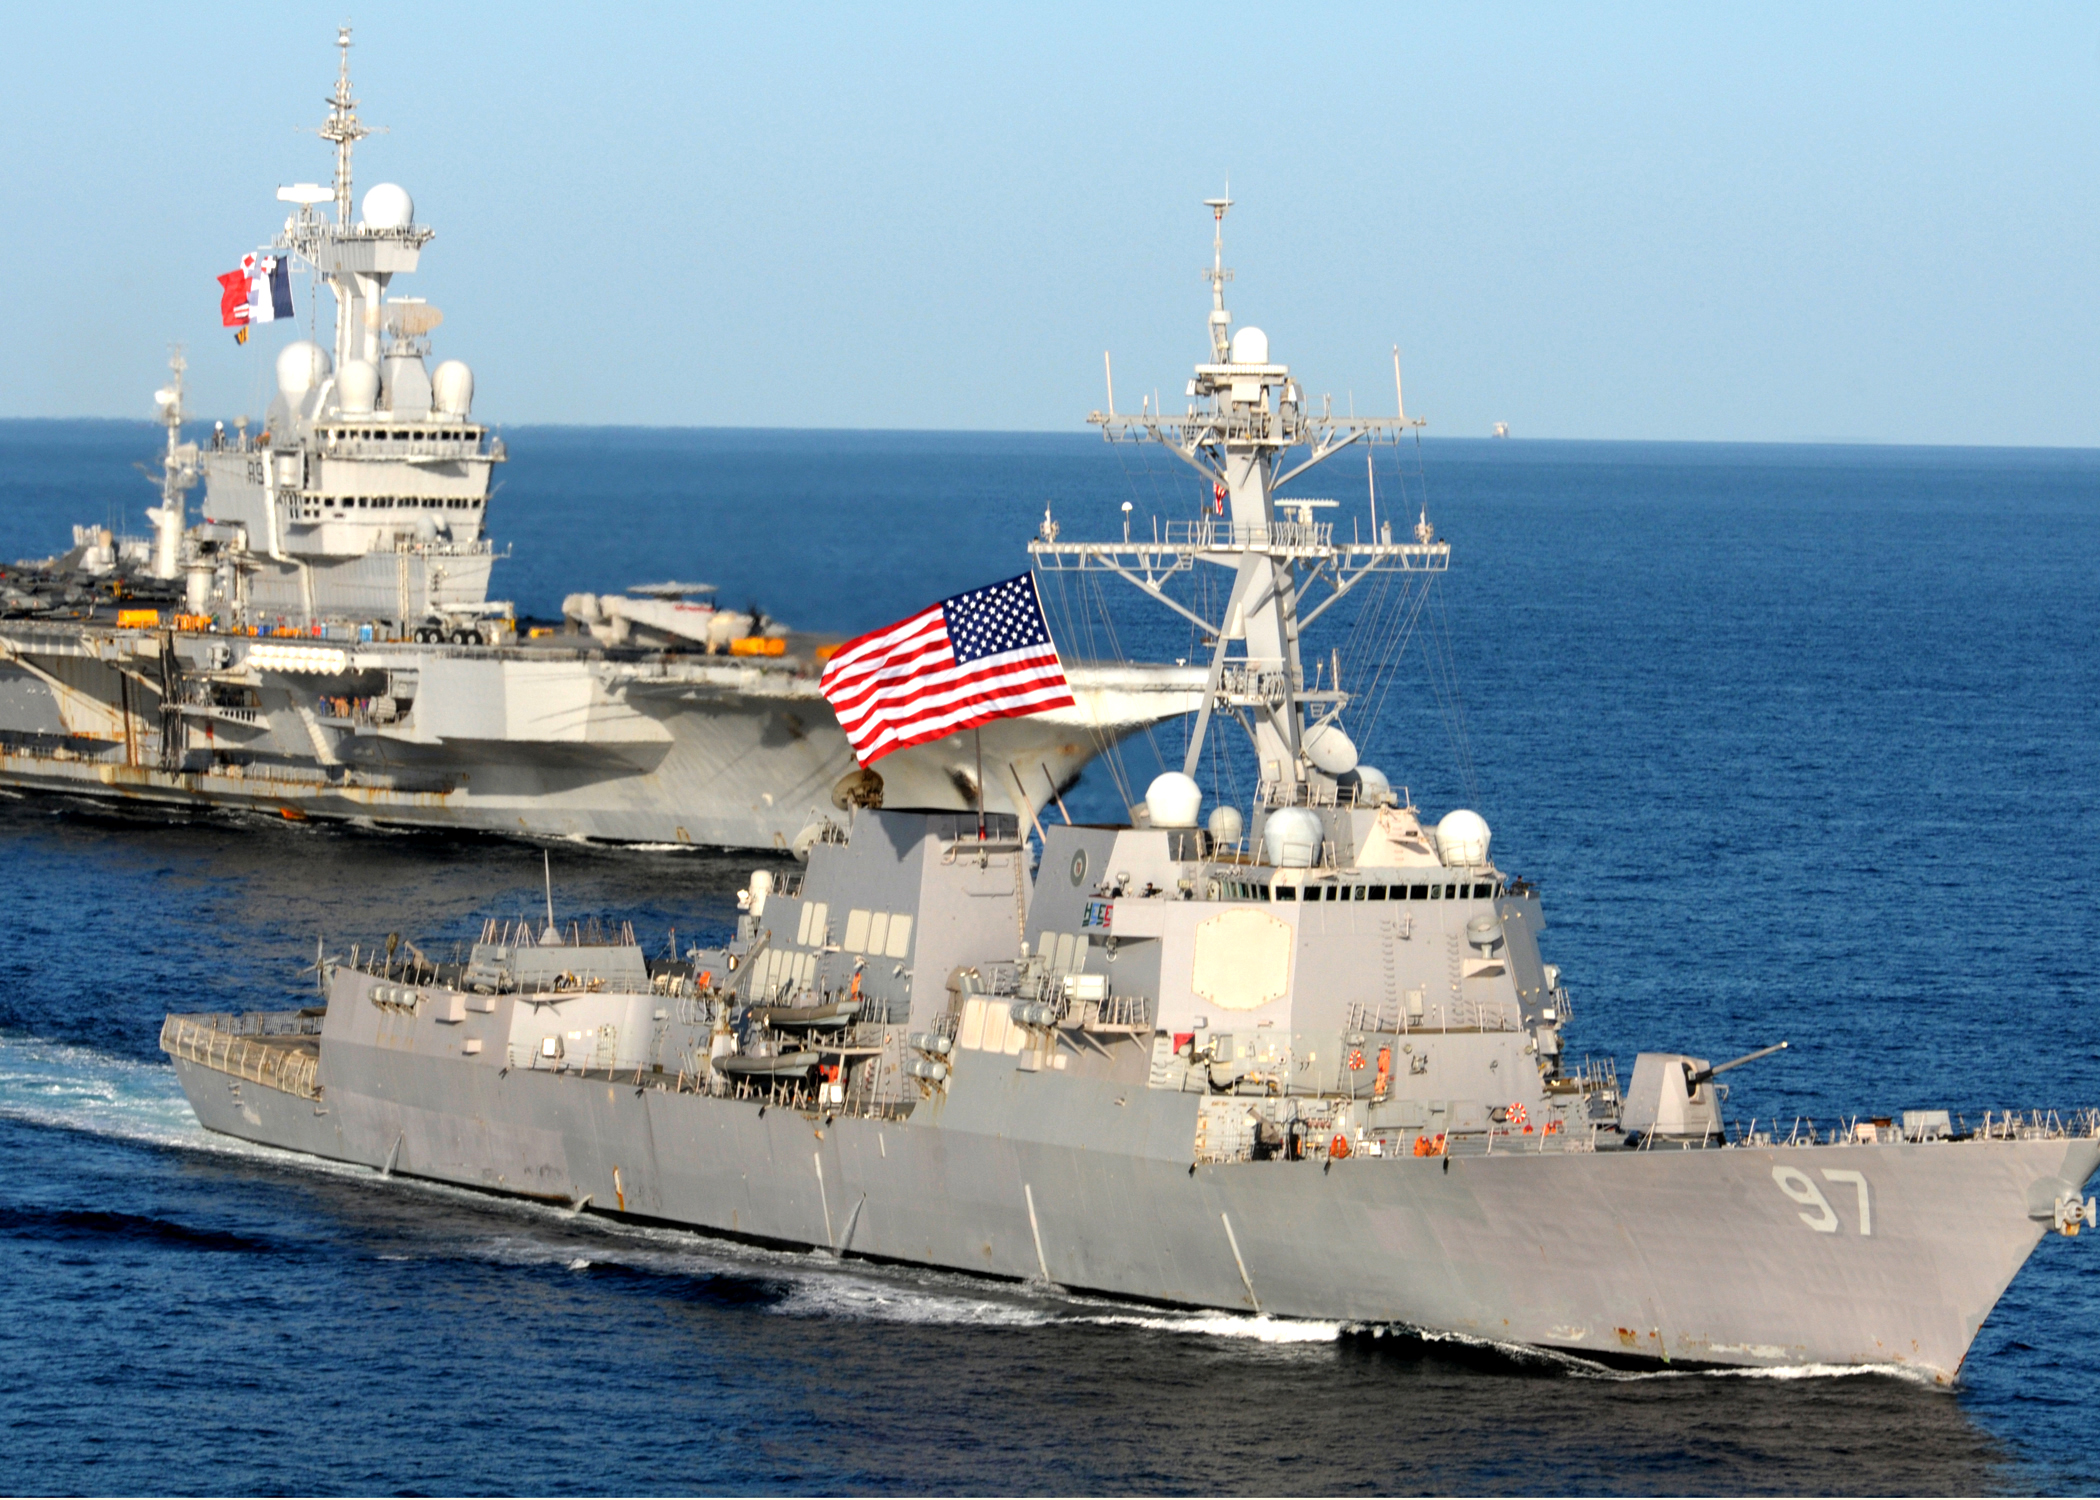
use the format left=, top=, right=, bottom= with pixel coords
left=1771, top=1165, right=1872, bottom=1235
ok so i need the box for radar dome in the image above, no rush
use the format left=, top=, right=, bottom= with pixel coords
left=431, top=359, right=474, bottom=417
left=1302, top=723, right=1358, bottom=776
left=1229, top=326, right=1269, bottom=365
left=337, top=359, right=380, bottom=414
left=275, top=341, right=331, bottom=398
left=1261, top=807, right=1324, bottom=868
left=361, top=182, right=414, bottom=230
left=1144, top=772, right=1202, bottom=829
left=1352, top=765, right=1394, bottom=806
left=1435, top=808, right=1492, bottom=867
left=1206, top=805, right=1245, bottom=846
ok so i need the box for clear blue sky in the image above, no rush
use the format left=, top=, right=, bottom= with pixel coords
left=4, top=3, right=2096, bottom=444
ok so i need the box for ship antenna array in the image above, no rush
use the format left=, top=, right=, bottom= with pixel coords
left=1031, top=196, right=1439, bottom=804
left=318, top=25, right=372, bottom=228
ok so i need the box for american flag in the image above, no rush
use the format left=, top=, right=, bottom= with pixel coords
left=819, top=574, right=1075, bottom=766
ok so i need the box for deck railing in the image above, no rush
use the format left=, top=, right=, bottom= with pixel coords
left=159, top=1014, right=321, bottom=1100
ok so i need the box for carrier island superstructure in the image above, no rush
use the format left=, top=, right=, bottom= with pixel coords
left=161, top=200, right=2097, bottom=1380
left=0, top=29, right=1200, bottom=847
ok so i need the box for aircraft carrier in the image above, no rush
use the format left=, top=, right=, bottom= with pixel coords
left=161, top=197, right=2098, bottom=1380
left=0, top=29, right=1200, bottom=849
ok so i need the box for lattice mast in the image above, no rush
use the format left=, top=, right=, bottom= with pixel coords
left=1030, top=198, right=1447, bottom=803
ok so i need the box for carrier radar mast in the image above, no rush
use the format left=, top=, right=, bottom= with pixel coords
left=1030, top=198, right=1445, bottom=804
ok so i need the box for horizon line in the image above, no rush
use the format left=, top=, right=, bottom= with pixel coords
left=2, top=415, right=2097, bottom=455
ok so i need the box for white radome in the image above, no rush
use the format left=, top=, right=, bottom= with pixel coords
left=1261, top=807, right=1324, bottom=868
left=361, top=182, right=414, bottom=230
left=275, top=341, right=331, bottom=397
left=1206, top=805, right=1245, bottom=846
left=1229, top=325, right=1269, bottom=365
left=431, top=360, right=474, bottom=417
left=1436, top=808, right=1492, bottom=867
left=1353, top=765, right=1394, bottom=806
left=1144, top=772, right=1202, bottom=829
left=1302, top=723, right=1358, bottom=776
left=337, top=359, right=380, bottom=414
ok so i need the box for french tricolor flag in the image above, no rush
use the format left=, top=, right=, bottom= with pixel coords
left=248, top=253, right=293, bottom=323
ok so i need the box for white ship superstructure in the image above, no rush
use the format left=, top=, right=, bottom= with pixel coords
left=171, top=28, right=504, bottom=631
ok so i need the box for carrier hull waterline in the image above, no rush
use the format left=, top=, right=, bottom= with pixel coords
left=0, top=622, right=1196, bottom=845
left=167, top=1006, right=2095, bottom=1382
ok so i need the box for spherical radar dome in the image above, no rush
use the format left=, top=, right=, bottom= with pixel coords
left=1302, top=723, right=1358, bottom=776
left=275, top=341, right=331, bottom=398
left=337, top=359, right=380, bottom=414
left=361, top=182, right=414, bottom=230
left=1144, top=772, right=1202, bottom=829
left=1229, top=326, right=1270, bottom=365
left=1206, top=805, right=1245, bottom=846
left=1262, top=807, right=1324, bottom=869
left=1352, top=764, right=1394, bottom=806
left=431, top=359, right=474, bottom=417
left=1436, top=808, right=1492, bottom=867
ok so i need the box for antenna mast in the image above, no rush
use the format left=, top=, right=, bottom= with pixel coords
left=318, top=26, right=369, bottom=230
left=1044, top=198, right=1437, bottom=807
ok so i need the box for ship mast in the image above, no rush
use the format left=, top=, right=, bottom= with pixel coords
left=1030, top=199, right=1445, bottom=806
left=319, top=26, right=368, bottom=233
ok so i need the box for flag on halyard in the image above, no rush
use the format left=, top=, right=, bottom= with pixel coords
left=217, top=269, right=251, bottom=328
left=248, top=253, right=293, bottom=323
left=819, top=573, right=1075, bottom=766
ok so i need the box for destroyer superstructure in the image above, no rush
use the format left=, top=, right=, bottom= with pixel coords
left=0, top=29, right=1200, bottom=845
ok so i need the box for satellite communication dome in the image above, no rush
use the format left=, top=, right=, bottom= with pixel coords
left=275, top=341, right=331, bottom=397
left=1229, top=326, right=1269, bottom=365
left=361, top=182, right=414, bottom=230
left=1435, top=808, right=1492, bottom=867
left=151, top=387, right=177, bottom=413
left=1144, top=771, right=1202, bottom=829
left=1352, top=764, right=1394, bottom=806
left=1302, top=722, right=1358, bottom=776
left=337, top=359, right=380, bottom=413
left=1206, top=805, right=1245, bottom=846
left=431, top=359, right=474, bottom=417
left=1262, top=807, right=1324, bottom=868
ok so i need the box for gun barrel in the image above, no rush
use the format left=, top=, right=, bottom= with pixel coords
left=1691, top=1040, right=1789, bottom=1086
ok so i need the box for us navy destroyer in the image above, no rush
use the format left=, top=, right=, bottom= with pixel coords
left=161, top=199, right=2098, bottom=1380
left=0, top=28, right=1200, bottom=847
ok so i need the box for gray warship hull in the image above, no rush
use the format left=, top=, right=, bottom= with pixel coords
left=167, top=1016, right=2097, bottom=1381
left=160, top=803, right=2100, bottom=1384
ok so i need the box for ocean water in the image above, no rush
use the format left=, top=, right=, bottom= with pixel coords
left=0, top=419, right=2096, bottom=1495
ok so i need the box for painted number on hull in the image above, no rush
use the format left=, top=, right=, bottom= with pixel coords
left=1771, top=1165, right=1872, bottom=1235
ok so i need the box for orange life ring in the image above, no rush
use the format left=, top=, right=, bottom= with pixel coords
left=1329, top=1133, right=1351, bottom=1160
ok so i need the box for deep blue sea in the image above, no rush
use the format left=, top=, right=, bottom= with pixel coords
left=1, top=420, right=2096, bottom=1495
